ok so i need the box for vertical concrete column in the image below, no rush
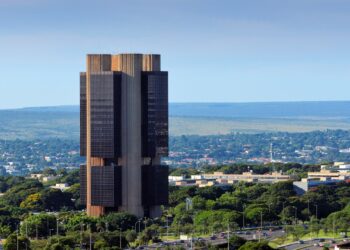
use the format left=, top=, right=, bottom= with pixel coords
left=113, top=54, right=144, bottom=217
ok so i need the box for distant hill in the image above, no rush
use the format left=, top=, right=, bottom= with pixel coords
left=18, top=105, right=79, bottom=112
left=1, top=101, right=350, bottom=140
left=170, top=101, right=350, bottom=118
left=9, top=101, right=350, bottom=118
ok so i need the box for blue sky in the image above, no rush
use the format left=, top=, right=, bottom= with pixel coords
left=0, top=0, right=349, bottom=109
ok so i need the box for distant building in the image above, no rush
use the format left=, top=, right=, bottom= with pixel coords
left=293, top=177, right=344, bottom=195
left=168, top=176, right=185, bottom=182
left=171, top=171, right=292, bottom=187
left=42, top=175, right=58, bottom=182
left=30, top=173, right=44, bottom=179
left=202, top=171, right=291, bottom=183
left=50, top=183, right=70, bottom=191
left=307, top=169, right=350, bottom=180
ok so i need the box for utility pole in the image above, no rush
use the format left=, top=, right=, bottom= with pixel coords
left=166, top=216, right=169, bottom=239
left=89, top=225, right=92, bottom=250
left=282, top=201, right=288, bottom=225
left=190, top=232, right=193, bottom=250
left=80, top=223, right=84, bottom=250
left=293, top=207, right=297, bottom=225
left=242, top=204, right=246, bottom=229
left=314, top=204, right=318, bottom=220
left=259, top=211, right=263, bottom=242
left=227, top=223, right=230, bottom=250
left=119, top=228, right=122, bottom=249
left=16, top=226, right=19, bottom=250
left=56, top=218, right=59, bottom=237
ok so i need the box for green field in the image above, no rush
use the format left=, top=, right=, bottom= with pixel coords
left=1, top=109, right=350, bottom=140
left=170, top=116, right=350, bottom=135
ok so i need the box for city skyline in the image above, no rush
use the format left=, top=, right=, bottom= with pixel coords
left=1, top=0, right=350, bottom=109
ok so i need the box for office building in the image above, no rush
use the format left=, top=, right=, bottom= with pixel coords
left=80, top=53, right=169, bottom=218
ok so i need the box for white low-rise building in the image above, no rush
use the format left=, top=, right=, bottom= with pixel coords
left=50, top=183, right=70, bottom=191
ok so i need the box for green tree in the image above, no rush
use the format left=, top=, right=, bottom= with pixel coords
left=238, top=241, right=273, bottom=250
left=20, top=213, right=57, bottom=238
left=0, top=225, right=12, bottom=238
left=64, top=213, right=97, bottom=232
left=4, top=233, right=31, bottom=250
left=100, top=212, right=138, bottom=231
left=229, top=235, right=246, bottom=249
left=125, top=229, right=137, bottom=243
left=20, top=193, right=43, bottom=210
left=40, top=189, right=73, bottom=211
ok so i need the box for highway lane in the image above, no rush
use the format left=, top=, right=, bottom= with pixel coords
left=146, top=229, right=286, bottom=249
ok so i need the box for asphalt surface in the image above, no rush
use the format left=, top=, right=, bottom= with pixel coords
left=135, top=229, right=348, bottom=250
left=144, top=229, right=286, bottom=249
left=282, top=238, right=348, bottom=250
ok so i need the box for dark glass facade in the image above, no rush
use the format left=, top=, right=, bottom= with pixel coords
left=141, top=72, right=169, bottom=157
left=80, top=164, right=87, bottom=205
left=91, top=165, right=122, bottom=207
left=80, top=165, right=122, bottom=207
left=142, top=165, right=169, bottom=206
left=80, top=73, right=87, bottom=156
left=90, top=72, right=122, bottom=158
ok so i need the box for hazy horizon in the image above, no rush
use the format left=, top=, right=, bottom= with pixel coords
left=2, top=100, right=350, bottom=111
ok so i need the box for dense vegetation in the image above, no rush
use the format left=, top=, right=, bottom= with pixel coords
left=0, top=163, right=349, bottom=249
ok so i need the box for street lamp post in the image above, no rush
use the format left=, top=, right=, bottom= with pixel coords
left=242, top=204, right=246, bottom=229
left=314, top=204, right=318, bottom=220
left=282, top=201, right=287, bottom=224
left=259, top=211, right=263, bottom=242
left=166, top=216, right=169, bottom=238
left=135, top=220, right=142, bottom=234
left=227, top=223, right=230, bottom=250
left=16, top=226, right=19, bottom=250
left=89, top=225, right=92, bottom=250
left=56, top=218, right=59, bottom=238
left=293, top=207, right=297, bottom=225
left=119, top=228, right=122, bottom=249
left=80, top=223, right=85, bottom=249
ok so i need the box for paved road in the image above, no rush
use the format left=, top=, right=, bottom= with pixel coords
left=282, top=238, right=347, bottom=250
left=145, top=229, right=286, bottom=249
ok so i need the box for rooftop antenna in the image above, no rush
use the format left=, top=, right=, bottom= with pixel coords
left=270, top=143, right=277, bottom=176
left=270, top=143, right=273, bottom=163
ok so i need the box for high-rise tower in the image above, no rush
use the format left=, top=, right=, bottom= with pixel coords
left=80, top=53, right=168, bottom=218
